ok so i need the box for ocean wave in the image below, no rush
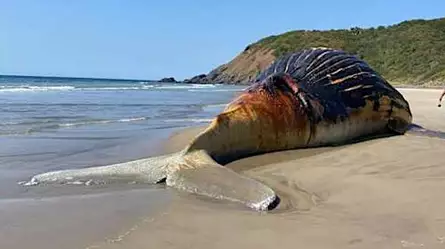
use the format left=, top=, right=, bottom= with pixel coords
left=188, top=88, right=245, bottom=92
left=0, top=117, right=149, bottom=135
left=162, top=118, right=214, bottom=123
left=58, top=117, right=148, bottom=127
left=0, top=117, right=212, bottom=136
left=156, top=84, right=219, bottom=90
left=2, top=103, right=204, bottom=108
left=83, top=87, right=140, bottom=91
left=205, top=104, right=228, bottom=108
left=83, top=85, right=155, bottom=91
left=0, top=83, right=224, bottom=92
left=0, top=86, right=75, bottom=92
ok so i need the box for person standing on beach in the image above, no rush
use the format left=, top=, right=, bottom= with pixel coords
left=438, top=88, right=445, bottom=107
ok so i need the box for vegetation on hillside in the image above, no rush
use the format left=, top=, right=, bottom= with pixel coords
left=244, top=18, right=445, bottom=85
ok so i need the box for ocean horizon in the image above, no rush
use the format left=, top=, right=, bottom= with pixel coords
left=1, top=73, right=166, bottom=84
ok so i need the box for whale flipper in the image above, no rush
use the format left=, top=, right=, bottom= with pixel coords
left=166, top=162, right=277, bottom=211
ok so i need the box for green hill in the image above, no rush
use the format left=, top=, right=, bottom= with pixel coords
left=184, top=17, right=445, bottom=86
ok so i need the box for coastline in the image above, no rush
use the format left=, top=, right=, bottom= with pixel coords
left=86, top=88, right=445, bottom=249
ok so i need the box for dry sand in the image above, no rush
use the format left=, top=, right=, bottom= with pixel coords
left=87, top=88, right=445, bottom=249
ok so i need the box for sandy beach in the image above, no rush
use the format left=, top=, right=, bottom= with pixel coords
left=80, top=88, right=445, bottom=249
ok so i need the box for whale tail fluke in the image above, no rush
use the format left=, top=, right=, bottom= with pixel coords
left=166, top=150, right=278, bottom=211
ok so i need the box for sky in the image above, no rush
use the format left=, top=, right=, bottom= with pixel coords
left=1, top=0, right=444, bottom=81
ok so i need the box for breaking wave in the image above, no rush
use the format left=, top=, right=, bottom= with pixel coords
left=0, top=86, right=76, bottom=92
left=162, top=118, right=214, bottom=123
left=0, top=117, right=149, bottom=135
left=0, top=83, right=227, bottom=93
left=58, top=117, right=148, bottom=127
left=188, top=88, right=245, bottom=92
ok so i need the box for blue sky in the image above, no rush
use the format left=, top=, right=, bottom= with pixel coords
left=1, top=0, right=444, bottom=80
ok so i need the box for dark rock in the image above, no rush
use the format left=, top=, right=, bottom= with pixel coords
left=159, top=77, right=177, bottom=83
left=183, top=74, right=209, bottom=84
left=183, top=62, right=253, bottom=85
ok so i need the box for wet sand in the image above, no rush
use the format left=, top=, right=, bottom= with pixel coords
left=0, top=129, right=176, bottom=249
left=88, top=88, right=445, bottom=249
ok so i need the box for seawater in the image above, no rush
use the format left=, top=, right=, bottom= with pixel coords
left=0, top=75, right=245, bottom=195
left=0, top=75, right=244, bottom=135
left=0, top=75, right=246, bottom=249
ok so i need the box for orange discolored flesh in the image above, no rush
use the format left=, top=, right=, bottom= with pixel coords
left=186, top=85, right=311, bottom=164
